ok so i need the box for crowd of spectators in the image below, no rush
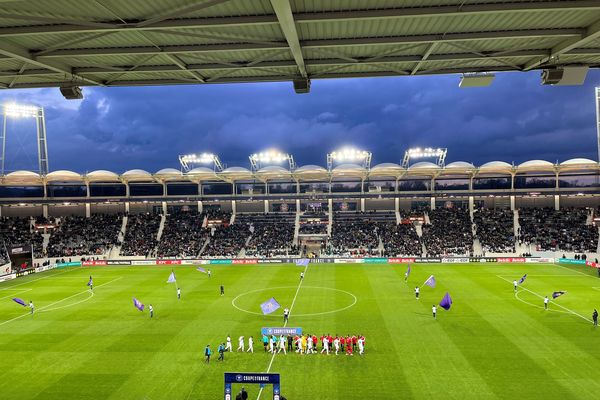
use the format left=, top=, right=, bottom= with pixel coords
left=240, top=213, right=296, bottom=257
left=518, top=207, right=598, bottom=252
left=473, top=208, right=515, bottom=253
left=120, top=213, right=161, bottom=257
left=422, top=208, right=473, bottom=256
left=380, top=222, right=422, bottom=257
left=157, top=211, right=207, bottom=258
left=299, top=222, right=328, bottom=234
left=327, top=213, right=380, bottom=256
left=46, top=214, right=122, bottom=257
left=202, top=223, right=251, bottom=257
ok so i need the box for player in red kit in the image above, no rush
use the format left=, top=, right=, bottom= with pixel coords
left=352, top=335, right=357, bottom=351
left=346, top=336, right=353, bottom=356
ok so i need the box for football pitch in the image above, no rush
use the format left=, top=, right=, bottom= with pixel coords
left=1, top=262, right=600, bottom=400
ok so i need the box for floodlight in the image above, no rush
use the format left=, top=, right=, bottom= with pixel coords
left=402, top=147, right=447, bottom=168
left=1, top=103, right=49, bottom=175
left=178, top=152, right=223, bottom=172
left=327, top=147, right=372, bottom=171
left=459, top=73, right=495, bottom=88
left=249, top=149, right=295, bottom=171
left=3, top=103, right=40, bottom=118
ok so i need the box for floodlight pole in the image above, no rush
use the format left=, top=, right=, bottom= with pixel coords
left=1, top=105, right=49, bottom=175
left=596, top=87, right=600, bottom=162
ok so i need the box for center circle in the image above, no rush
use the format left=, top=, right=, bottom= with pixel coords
left=231, top=286, right=357, bottom=317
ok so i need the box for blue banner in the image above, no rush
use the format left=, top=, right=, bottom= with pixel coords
left=261, top=327, right=302, bottom=336
left=558, top=258, right=586, bottom=265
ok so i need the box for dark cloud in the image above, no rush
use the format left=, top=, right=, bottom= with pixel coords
left=0, top=70, right=598, bottom=173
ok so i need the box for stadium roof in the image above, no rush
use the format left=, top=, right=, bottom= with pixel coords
left=1, top=158, right=598, bottom=185
left=2, top=0, right=600, bottom=90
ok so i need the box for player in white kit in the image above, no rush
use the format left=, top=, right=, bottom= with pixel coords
left=237, top=336, right=245, bottom=352
left=333, top=337, right=340, bottom=355
left=295, top=336, right=303, bottom=354
left=225, top=335, right=232, bottom=352
left=358, top=336, right=365, bottom=355
left=320, top=336, right=329, bottom=354
left=269, top=336, right=275, bottom=353
left=278, top=335, right=287, bottom=354
left=306, top=335, right=314, bottom=354
left=247, top=336, right=254, bottom=353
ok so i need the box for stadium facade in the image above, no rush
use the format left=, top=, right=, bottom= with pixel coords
left=0, top=157, right=598, bottom=213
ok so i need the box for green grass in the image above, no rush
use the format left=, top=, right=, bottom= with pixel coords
left=1, top=262, right=600, bottom=399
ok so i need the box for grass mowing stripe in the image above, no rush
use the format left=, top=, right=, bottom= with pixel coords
left=256, top=263, right=308, bottom=400
left=0, top=267, right=83, bottom=289
left=0, top=277, right=122, bottom=327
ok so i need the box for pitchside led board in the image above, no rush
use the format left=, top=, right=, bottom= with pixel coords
left=261, top=327, right=302, bottom=336
left=224, top=373, right=280, bottom=400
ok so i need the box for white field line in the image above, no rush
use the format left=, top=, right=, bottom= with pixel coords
left=256, top=264, right=308, bottom=400
left=496, top=275, right=592, bottom=323
left=0, top=277, right=122, bottom=327
left=0, top=267, right=83, bottom=289
left=553, top=262, right=598, bottom=278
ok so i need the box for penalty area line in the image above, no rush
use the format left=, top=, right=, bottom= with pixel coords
left=256, top=263, right=308, bottom=400
left=496, top=275, right=592, bottom=324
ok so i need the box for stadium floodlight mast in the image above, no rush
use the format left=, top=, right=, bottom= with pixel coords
left=248, top=149, right=296, bottom=171
left=1, top=103, right=49, bottom=175
left=402, top=147, right=447, bottom=168
left=327, top=147, right=372, bottom=171
left=178, top=153, right=224, bottom=172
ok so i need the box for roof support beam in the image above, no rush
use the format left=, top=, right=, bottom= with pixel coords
left=0, top=40, right=103, bottom=86
left=524, top=18, right=600, bottom=70
left=1, top=1, right=599, bottom=37
left=411, top=42, right=438, bottom=75
left=33, top=29, right=582, bottom=58
left=269, top=0, right=307, bottom=78
left=135, top=0, right=232, bottom=28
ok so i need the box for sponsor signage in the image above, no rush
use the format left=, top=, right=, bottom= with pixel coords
left=225, top=372, right=280, bottom=385
left=190, top=259, right=210, bottom=265
left=586, top=261, right=599, bottom=268
left=303, top=258, right=333, bottom=264
left=56, top=262, right=82, bottom=267
left=157, top=259, right=182, bottom=265
left=364, top=258, right=388, bottom=264
left=557, top=258, right=586, bottom=265
left=82, top=260, right=107, bottom=266
left=232, top=259, right=258, bottom=264
left=442, top=257, right=470, bottom=263
left=257, top=259, right=283, bottom=264
left=131, top=260, right=155, bottom=265
left=209, top=259, right=233, bottom=265
left=525, top=257, right=553, bottom=263
left=334, top=258, right=365, bottom=264
left=107, top=260, right=131, bottom=265
left=414, top=258, right=442, bottom=263
left=469, top=258, right=498, bottom=263
left=0, top=273, right=16, bottom=282
left=388, top=258, right=415, bottom=264
left=497, top=258, right=526, bottom=263
left=261, top=327, right=302, bottom=336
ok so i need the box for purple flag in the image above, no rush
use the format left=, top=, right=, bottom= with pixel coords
left=518, top=274, right=527, bottom=284
left=295, top=259, right=310, bottom=267
left=405, top=264, right=411, bottom=278
left=439, top=292, right=452, bottom=310
left=166, top=271, right=176, bottom=283
left=260, top=297, right=281, bottom=315
left=133, top=297, right=144, bottom=311
left=552, top=291, right=566, bottom=299
left=12, top=298, right=26, bottom=307
left=196, top=267, right=207, bottom=273
left=423, top=275, right=436, bottom=288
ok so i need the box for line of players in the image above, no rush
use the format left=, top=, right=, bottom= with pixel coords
left=224, top=333, right=366, bottom=356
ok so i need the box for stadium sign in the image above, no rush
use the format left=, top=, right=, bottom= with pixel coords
left=232, top=259, right=258, bottom=264
left=334, top=258, right=364, bottom=264
left=442, top=258, right=470, bottom=263
left=56, top=262, right=81, bottom=267
left=497, top=258, right=526, bottom=263
left=131, top=260, right=155, bottom=265
left=363, top=258, right=388, bottom=264
left=414, top=258, right=442, bottom=263
left=157, top=259, right=181, bottom=265
left=224, top=373, right=281, bottom=400
left=469, top=258, right=498, bottom=263
left=388, top=258, right=415, bottom=263
left=557, top=258, right=586, bottom=265
left=261, top=327, right=302, bottom=336
left=82, top=260, right=107, bottom=266
left=209, top=259, right=233, bottom=265
left=107, top=260, right=131, bottom=265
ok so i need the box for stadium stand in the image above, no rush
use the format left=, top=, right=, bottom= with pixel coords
left=238, top=213, right=297, bottom=257
left=157, top=211, right=207, bottom=258
left=473, top=208, right=515, bottom=254
left=46, top=214, right=122, bottom=257
left=120, top=213, right=161, bottom=257
left=422, top=208, right=473, bottom=256
left=518, top=208, right=598, bottom=252
left=202, top=221, right=251, bottom=258
left=327, top=212, right=382, bottom=256
left=380, top=221, right=423, bottom=257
